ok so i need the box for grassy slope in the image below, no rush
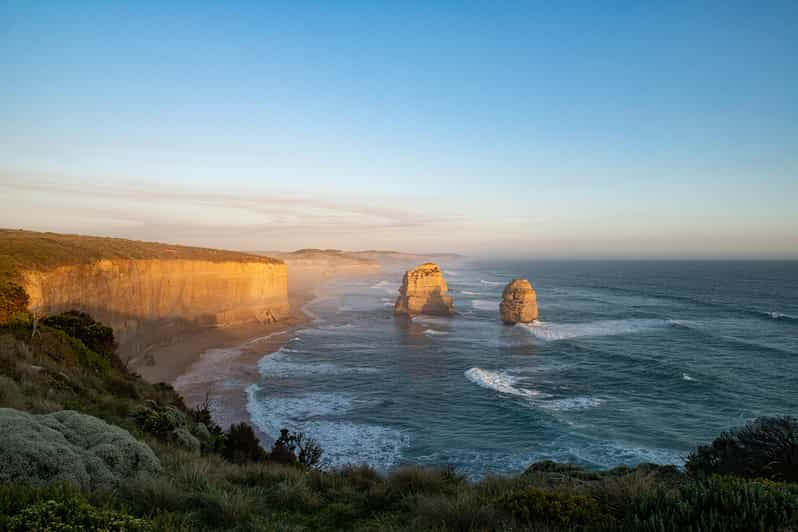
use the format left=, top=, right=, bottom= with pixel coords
left=1, top=316, right=797, bottom=530
left=0, top=229, right=282, bottom=283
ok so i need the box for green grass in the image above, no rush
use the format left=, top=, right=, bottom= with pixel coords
left=1, top=312, right=797, bottom=531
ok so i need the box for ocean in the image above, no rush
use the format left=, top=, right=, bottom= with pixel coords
left=245, top=260, right=798, bottom=478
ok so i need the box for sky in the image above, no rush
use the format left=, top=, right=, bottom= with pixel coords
left=1, top=1, right=797, bottom=258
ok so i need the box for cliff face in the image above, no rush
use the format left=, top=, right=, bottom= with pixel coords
left=394, top=262, right=454, bottom=317
left=22, top=259, right=289, bottom=359
left=499, top=279, right=538, bottom=324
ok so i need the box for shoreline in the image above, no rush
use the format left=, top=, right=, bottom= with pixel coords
left=139, top=291, right=315, bottom=433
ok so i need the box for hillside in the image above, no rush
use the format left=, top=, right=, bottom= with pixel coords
left=1, top=310, right=796, bottom=530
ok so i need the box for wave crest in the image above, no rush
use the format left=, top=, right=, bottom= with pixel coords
left=520, top=319, right=668, bottom=342
left=464, top=368, right=540, bottom=398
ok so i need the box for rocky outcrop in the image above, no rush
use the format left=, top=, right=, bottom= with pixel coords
left=0, top=408, right=161, bottom=489
left=21, top=259, right=289, bottom=359
left=499, top=279, right=538, bottom=324
left=394, top=262, right=454, bottom=317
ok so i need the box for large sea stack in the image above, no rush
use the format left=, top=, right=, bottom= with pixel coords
left=394, top=262, right=454, bottom=317
left=499, top=279, right=538, bottom=324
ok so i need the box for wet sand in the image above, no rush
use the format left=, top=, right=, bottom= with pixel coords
left=162, top=292, right=315, bottom=431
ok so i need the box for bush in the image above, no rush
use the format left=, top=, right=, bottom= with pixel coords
left=223, top=422, right=267, bottom=464
left=0, top=282, right=28, bottom=325
left=0, top=408, right=161, bottom=490
left=42, top=310, right=118, bottom=361
left=625, top=475, right=798, bottom=531
left=0, top=483, right=150, bottom=531
left=270, top=428, right=323, bottom=468
left=497, top=487, right=613, bottom=529
left=686, top=416, right=798, bottom=481
left=7, top=498, right=150, bottom=531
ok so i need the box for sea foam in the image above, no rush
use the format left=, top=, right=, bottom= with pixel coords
left=464, top=368, right=541, bottom=398
left=471, top=299, right=498, bottom=311
left=519, top=319, right=668, bottom=342
left=246, top=386, right=408, bottom=469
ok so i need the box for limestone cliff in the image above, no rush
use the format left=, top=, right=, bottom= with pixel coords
left=499, top=279, right=538, bottom=324
left=21, top=258, right=289, bottom=359
left=394, top=262, right=454, bottom=317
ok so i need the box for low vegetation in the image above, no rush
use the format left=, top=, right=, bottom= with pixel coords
left=1, top=308, right=796, bottom=530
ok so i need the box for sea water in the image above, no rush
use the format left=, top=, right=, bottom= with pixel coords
left=246, top=260, right=798, bottom=478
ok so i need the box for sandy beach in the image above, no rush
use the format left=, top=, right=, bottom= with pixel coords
left=134, top=292, right=315, bottom=432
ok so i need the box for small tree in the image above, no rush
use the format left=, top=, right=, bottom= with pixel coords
left=686, top=416, right=798, bottom=481
left=222, top=422, right=267, bottom=464
left=270, top=428, right=323, bottom=468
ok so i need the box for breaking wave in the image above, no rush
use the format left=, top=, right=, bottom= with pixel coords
left=766, top=311, right=798, bottom=321
left=682, top=373, right=696, bottom=381
left=471, top=299, right=498, bottom=311
left=519, top=319, right=669, bottom=342
left=246, top=386, right=408, bottom=469
left=464, top=368, right=541, bottom=398
left=257, top=348, right=377, bottom=377
left=540, top=397, right=604, bottom=411
left=480, top=279, right=504, bottom=286
left=423, top=328, right=449, bottom=336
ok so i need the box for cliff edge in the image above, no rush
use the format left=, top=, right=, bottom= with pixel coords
left=1, top=230, right=290, bottom=362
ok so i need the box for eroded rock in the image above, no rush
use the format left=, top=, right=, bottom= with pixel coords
left=499, top=279, right=538, bottom=324
left=394, top=263, right=454, bottom=317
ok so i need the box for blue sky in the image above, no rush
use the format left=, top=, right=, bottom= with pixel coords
left=1, top=1, right=796, bottom=257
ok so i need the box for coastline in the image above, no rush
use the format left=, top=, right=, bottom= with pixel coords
left=140, top=291, right=315, bottom=432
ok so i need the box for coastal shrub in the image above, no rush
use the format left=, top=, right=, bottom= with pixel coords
left=171, top=427, right=202, bottom=455
left=223, top=422, right=268, bottom=464
left=270, top=428, right=324, bottom=468
left=6, top=498, right=151, bottom=531
left=497, top=487, right=612, bottom=529
left=42, top=310, right=118, bottom=361
left=0, top=408, right=161, bottom=490
left=408, top=491, right=503, bottom=532
left=686, top=416, right=798, bottom=482
left=133, top=403, right=187, bottom=434
left=0, top=282, right=28, bottom=325
left=386, top=466, right=466, bottom=497
left=625, top=475, right=798, bottom=531
left=0, top=483, right=151, bottom=531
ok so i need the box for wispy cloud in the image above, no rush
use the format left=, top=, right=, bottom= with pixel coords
left=0, top=175, right=460, bottom=251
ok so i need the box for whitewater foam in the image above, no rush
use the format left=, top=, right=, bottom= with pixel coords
left=371, top=280, right=400, bottom=294
left=519, top=319, right=668, bottom=342
left=480, top=279, right=504, bottom=286
left=246, top=386, right=408, bottom=469
left=767, top=311, right=798, bottom=321
left=257, top=348, right=378, bottom=377
left=471, top=299, right=498, bottom=311
left=540, top=397, right=603, bottom=411
left=423, top=328, right=449, bottom=336
left=464, top=368, right=541, bottom=398
left=682, top=373, right=696, bottom=381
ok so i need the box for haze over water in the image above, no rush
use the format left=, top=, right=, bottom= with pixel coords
left=245, top=260, right=798, bottom=477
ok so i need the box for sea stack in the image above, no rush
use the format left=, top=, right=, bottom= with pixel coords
left=394, top=262, right=454, bottom=317
left=499, top=279, right=538, bottom=324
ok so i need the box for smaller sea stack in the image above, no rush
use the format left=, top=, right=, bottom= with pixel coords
left=499, top=279, right=538, bottom=324
left=394, top=263, right=454, bottom=317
